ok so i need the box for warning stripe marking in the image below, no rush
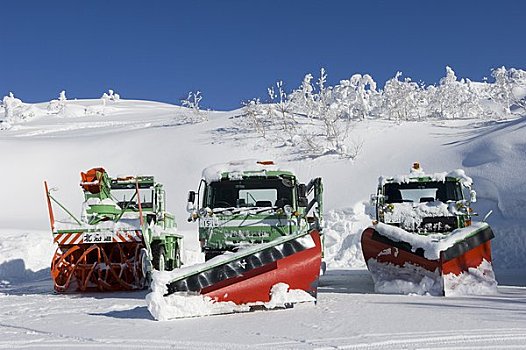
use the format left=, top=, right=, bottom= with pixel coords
left=54, top=232, right=83, bottom=245
left=113, top=230, right=143, bottom=243
left=54, top=230, right=143, bottom=244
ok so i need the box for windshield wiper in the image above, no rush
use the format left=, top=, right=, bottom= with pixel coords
left=230, top=206, right=277, bottom=215
left=211, top=207, right=237, bottom=214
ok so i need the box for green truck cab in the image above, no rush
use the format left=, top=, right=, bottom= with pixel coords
left=187, top=160, right=323, bottom=262
left=372, top=163, right=480, bottom=233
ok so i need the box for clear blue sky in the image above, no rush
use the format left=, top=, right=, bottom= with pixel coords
left=1, top=1, right=525, bottom=110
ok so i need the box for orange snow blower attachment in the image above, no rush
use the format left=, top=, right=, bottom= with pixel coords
left=80, top=167, right=107, bottom=193
left=51, top=240, right=147, bottom=292
left=45, top=168, right=182, bottom=292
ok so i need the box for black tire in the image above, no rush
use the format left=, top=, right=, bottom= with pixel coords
left=205, top=251, right=221, bottom=261
left=320, top=261, right=327, bottom=276
left=151, top=244, right=166, bottom=271
left=173, top=248, right=181, bottom=269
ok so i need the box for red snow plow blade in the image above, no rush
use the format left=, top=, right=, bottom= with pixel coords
left=165, top=229, right=322, bottom=305
left=361, top=223, right=496, bottom=296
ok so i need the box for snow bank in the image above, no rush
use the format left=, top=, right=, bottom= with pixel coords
left=374, top=222, right=490, bottom=260
left=0, top=229, right=54, bottom=283
left=444, top=259, right=498, bottom=296
left=323, top=203, right=371, bottom=268
left=368, top=258, right=498, bottom=296
left=367, top=259, right=444, bottom=296
left=146, top=289, right=248, bottom=320
left=146, top=280, right=314, bottom=320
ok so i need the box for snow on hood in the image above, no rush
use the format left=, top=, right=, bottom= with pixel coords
left=202, top=159, right=293, bottom=184
left=373, top=221, right=489, bottom=260
left=384, top=201, right=454, bottom=232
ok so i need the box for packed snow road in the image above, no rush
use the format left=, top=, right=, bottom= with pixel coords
left=1, top=270, right=525, bottom=349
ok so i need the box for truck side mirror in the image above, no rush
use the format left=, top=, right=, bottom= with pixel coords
left=298, top=184, right=308, bottom=207
left=186, top=191, right=196, bottom=212
left=470, top=189, right=477, bottom=203
left=370, top=193, right=384, bottom=206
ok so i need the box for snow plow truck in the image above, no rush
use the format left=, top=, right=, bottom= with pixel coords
left=361, top=163, right=497, bottom=296
left=44, top=168, right=183, bottom=292
left=159, top=160, right=324, bottom=306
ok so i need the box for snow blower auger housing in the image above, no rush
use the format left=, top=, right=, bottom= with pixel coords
left=361, top=163, right=497, bottom=296
left=162, top=160, right=324, bottom=306
left=44, top=167, right=183, bottom=292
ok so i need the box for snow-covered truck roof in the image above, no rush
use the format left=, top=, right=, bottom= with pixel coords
left=379, top=167, right=473, bottom=188
left=202, top=159, right=295, bottom=184
left=110, top=175, right=156, bottom=189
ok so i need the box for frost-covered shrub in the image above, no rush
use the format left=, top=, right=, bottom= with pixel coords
left=236, top=65, right=526, bottom=159
left=1, top=92, right=42, bottom=126
left=427, top=67, right=480, bottom=119
left=236, top=69, right=364, bottom=159
left=491, top=67, right=526, bottom=114
left=47, top=90, right=67, bottom=115
left=101, top=89, right=120, bottom=101
left=3, top=92, right=23, bottom=121
left=242, top=98, right=269, bottom=138
left=180, top=91, right=207, bottom=123
left=383, top=72, right=422, bottom=121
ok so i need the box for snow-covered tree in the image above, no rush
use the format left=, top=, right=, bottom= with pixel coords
left=333, top=74, right=378, bottom=120
left=288, top=73, right=316, bottom=118
left=101, top=89, right=120, bottom=101
left=491, top=67, right=526, bottom=114
left=181, top=91, right=207, bottom=123
left=3, top=92, right=23, bottom=121
left=235, top=65, right=525, bottom=160
left=267, top=80, right=296, bottom=136
left=383, top=72, right=422, bottom=122
left=48, top=90, right=68, bottom=115
left=429, top=67, right=470, bottom=119
left=241, top=98, right=268, bottom=137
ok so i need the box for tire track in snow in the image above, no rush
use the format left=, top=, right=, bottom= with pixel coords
left=246, top=328, right=526, bottom=349
left=311, top=328, right=526, bottom=350
left=0, top=324, right=253, bottom=350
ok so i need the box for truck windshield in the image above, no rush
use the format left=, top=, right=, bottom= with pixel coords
left=204, top=177, right=293, bottom=208
left=383, top=181, right=462, bottom=204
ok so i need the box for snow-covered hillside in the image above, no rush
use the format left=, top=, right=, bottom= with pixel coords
left=1, top=96, right=526, bottom=348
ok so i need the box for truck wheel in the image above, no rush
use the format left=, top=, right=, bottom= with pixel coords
left=174, top=249, right=181, bottom=269
left=205, top=251, right=222, bottom=261
left=152, top=244, right=166, bottom=271
left=320, top=261, right=327, bottom=276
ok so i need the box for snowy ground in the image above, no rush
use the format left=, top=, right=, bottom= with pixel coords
left=1, top=98, right=526, bottom=348
left=1, top=269, right=525, bottom=349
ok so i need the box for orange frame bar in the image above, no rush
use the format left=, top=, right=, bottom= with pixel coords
left=44, top=181, right=55, bottom=232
